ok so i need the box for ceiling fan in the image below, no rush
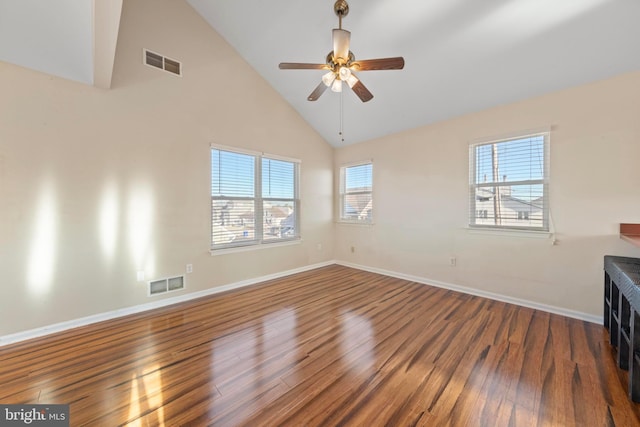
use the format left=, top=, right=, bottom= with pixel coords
left=279, top=0, right=405, bottom=103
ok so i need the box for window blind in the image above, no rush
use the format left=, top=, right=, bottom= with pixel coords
left=211, top=149, right=255, bottom=198
left=262, top=158, right=295, bottom=199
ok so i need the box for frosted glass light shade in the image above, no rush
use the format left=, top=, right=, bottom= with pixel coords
left=331, top=79, right=343, bottom=92
left=322, top=71, right=336, bottom=87
left=338, top=66, right=351, bottom=81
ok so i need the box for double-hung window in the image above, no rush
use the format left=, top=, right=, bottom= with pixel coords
left=211, top=146, right=300, bottom=250
left=469, top=132, right=549, bottom=231
left=339, top=162, right=373, bottom=223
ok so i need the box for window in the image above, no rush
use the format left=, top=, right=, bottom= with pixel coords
left=469, top=132, right=549, bottom=231
left=211, top=146, right=299, bottom=250
left=340, top=162, right=373, bottom=223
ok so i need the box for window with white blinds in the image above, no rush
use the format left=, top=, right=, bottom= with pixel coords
left=469, top=132, right=549, bottom=231
left=211, top=147, right=299, bottom=249
left=340, top=162, right=373, bottom=223
left=262, top=158, right=298, bottom=241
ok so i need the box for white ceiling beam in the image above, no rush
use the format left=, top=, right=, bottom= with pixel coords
left=93, top=0, right=123, bottom=89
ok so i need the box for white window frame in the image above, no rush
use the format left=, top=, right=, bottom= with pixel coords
left=339, top=161, right=373, bottom=224
left=210, top=144, right=300, bottom=251
left=469, top=131, right=550, bottom=232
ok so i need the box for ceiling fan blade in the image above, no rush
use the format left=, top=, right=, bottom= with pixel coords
left=279, top=63, right=329, bottom=70
left=351, top=57, right=405, bottom=71
left=350, top=76, right=373, bottom=102
left=332, top=29, right=351, bottom=63
left=307, top=81, right=328, bottom=101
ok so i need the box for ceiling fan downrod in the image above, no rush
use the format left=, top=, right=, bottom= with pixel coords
left=334, top=0, right=349, bottom=29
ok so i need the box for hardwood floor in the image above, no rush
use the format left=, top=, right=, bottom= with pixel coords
left=1, top=265, right=639, bottom=426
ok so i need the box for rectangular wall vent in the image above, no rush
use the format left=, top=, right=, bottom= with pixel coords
left=143, top=49, right=182, bottom=76
left=149, top=279, right=167, bottom=295
left=168, top=276, right=184, bottom=291
left=148, top=275, right=185, bottom=296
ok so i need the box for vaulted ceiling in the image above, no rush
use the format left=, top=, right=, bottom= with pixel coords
left=2, top=0, right=640, bottom=147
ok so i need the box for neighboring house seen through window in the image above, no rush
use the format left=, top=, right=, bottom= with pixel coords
left=211, top=146, right=300, bottom=250
left=340, top=162, right=373, bottom=223
left=469, top=132, right=549, bottom=231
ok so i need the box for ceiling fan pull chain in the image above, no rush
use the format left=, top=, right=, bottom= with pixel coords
left=339, top=90, right=345, bottom=143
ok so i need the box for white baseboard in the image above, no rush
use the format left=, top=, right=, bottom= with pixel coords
left=336, top=261, right=603, bottom=325
left=0, top=261, right=335, bottom=347
left=1, top=259, right=602, bottom=347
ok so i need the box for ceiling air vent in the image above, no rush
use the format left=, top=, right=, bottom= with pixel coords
left=143, top=49, right=182, bottom=76
left=149, top=275, right=185, bottom=296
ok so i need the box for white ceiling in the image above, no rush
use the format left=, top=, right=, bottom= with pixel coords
left=0, top=0, right=93, bottom=84
left=2, top=0, right=640, bottom=147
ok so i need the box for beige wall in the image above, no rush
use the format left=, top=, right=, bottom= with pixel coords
left=2, top=0, right=639, bottom=338
left=0, top=0, right=334, bottom=336
left=334, top=71, right=640, bottom=318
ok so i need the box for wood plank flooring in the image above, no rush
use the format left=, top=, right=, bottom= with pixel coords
left=1, top=264, right=639, bottom=426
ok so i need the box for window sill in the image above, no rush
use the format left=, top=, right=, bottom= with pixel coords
left=336, top=220, right=374, bottom=227
left=210, top=238, right=301, bottom=256
left=466, top=227, right=553, bottom=240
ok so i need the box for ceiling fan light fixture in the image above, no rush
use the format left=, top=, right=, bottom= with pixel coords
left=278, top=0, right=404, bottom=104
left=322, top=71, right=336, bottom=87
left=331, top=79, right=343, bottom=92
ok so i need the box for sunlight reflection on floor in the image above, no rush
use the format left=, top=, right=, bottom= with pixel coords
left=127, top=365, right=165, bottom=426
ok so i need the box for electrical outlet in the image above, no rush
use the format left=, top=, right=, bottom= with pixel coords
left=350, top=246, right=355, bottom=253
left=449, top=257, right=457, bottom=267
left=137, top=271, right=145, bottom=282
left=316, top=243, right=322, bottom=251
left=186, top=264, right=193, bottom=274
